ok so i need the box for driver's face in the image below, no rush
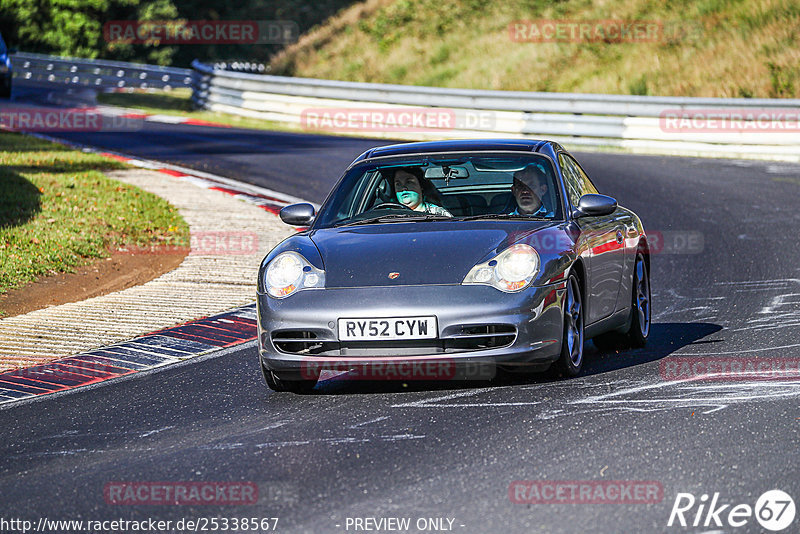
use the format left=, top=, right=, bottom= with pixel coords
left=394, top=171, right=423, bottom=209
left=512, top=170, right=548, bottom=214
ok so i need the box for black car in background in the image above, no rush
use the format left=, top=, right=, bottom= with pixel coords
left=0, top=32, right=12, bottom=98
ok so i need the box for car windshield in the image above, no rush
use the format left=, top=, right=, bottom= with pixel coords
left=315, top=152, right=562, bottom=228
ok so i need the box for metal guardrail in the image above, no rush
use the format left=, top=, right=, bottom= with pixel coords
left=211, top=62, right=270, bottom=74
left=9, top=52, right=799, bottom=161
left=190, top=61, right=800, bottom=161
left=191, top=62, right=800, bottom=117
left=11, top=52, right=192, bottom=91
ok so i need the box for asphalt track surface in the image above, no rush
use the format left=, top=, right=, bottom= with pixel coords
left=2, top=83, right=800, bottom=533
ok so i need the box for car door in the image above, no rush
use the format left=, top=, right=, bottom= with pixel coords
left=559, top=153, right=625, bottom=324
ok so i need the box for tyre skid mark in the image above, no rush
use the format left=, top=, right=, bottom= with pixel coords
left=390, top=373, right=800, bottom=417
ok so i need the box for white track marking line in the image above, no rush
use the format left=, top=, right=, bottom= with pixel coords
left=426, top=401, right=541, bottom=407
left=139, top=426, right=175, bottom=438
left=391, top=387, right=505, bottom=408
left=349, top=416, right=390, bottom=428
left=145, top=115, right=189, bottom=124
left=673, top=342, right=800, bottom=356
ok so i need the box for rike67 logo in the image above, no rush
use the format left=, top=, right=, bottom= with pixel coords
left=668, top=490, right=796, bottom=531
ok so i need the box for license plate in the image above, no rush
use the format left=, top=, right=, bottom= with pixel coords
left=338, top=316, right=437, bottom=341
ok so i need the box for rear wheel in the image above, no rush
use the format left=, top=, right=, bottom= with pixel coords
left=261, top=361, right=318, bottom=394
left=592, top=252, right=650, bottom=350
left=626, top=253, right=651, bottom=347
left=552, top=274, right=584, bottom=377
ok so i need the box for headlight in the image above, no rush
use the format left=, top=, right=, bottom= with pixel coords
left=463, top=244, right=539, bottom=292
left=264, top=252, right=325, bottom=298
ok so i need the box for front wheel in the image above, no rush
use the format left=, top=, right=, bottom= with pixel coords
left=552, top=274, right=584, bottom=378
left=261, top=361, right=318, bottom=394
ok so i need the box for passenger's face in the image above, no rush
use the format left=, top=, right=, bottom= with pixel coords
left=394, top=171, right=423, bottom=209
left=512, top=170, right=547, bottom=214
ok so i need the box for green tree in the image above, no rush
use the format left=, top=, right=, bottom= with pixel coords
left=0, top=0, right=359, bottom=66
left=0, top=0, right=178, bottom=64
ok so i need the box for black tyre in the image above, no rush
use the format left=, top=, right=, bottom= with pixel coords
left=552, top=273, right=584, bottom=378
left=0, top=79, right=10, bottom=99
left=592, top=252, right=651, bottom=350
left=625, top=252, right=651, bottom=347
left=261, top=361, right=318, bottom=394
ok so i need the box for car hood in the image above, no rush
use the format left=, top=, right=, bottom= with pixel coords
left=310, top=221, right=554, bottom=288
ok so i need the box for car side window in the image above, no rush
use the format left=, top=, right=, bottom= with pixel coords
left=558, top=154, right=583, bottom=207
left=567, top=155, right=599, bottom=196
left=559, top=154, right=599, bottom=208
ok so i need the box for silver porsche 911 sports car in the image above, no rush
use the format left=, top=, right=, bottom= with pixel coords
left=257, top=139, right=651, bottom=392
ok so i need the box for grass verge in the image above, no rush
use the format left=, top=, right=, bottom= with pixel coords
left=0, top=132, right=189, bottom=299
left=269, top=0, right=800, bottom=98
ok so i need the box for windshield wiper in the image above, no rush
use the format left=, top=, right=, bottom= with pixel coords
left=458, top=213, right=550, bottom=221
left=335, top=213, right=452, bottom=227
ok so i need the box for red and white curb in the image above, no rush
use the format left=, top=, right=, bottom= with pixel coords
left=0, top=133, right=317, bottom=406
left=0, top=305, right=259, bottom=406
left=116, top=110, right=235, bottom=129
left=30, top=131, right=318, bottom=218
left=96, top=102, right=235, bottom=129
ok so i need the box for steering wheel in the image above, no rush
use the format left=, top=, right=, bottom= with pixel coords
left=373, top=202, right=413, bottom=210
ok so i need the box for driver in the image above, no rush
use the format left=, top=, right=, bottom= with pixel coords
left=510, top=164, right=554, bottom=217
left=393, top=167, right=452, bottom=216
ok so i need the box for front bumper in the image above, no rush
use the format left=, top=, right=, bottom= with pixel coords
left=257, top=282, right=566, bottom=378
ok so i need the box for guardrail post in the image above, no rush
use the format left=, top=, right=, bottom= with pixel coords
left=190, top=60, right=213, bottom=110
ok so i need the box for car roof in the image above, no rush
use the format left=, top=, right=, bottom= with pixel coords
left=352, top=139, right=559, bottom=165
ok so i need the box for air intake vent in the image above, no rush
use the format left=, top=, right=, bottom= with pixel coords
left=444, top=324, right=516, bottom=350
left=272, top=330, right=336, bottom=355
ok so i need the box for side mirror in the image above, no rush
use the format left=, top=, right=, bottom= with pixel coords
left=279, top=203, right=315, bottom=226
left=573, top=194, right=617, bottom=218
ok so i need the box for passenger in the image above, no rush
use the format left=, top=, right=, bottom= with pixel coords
left=510, top=164, right=554, bottom=217
left=393, top=167, right=452, bottom=216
